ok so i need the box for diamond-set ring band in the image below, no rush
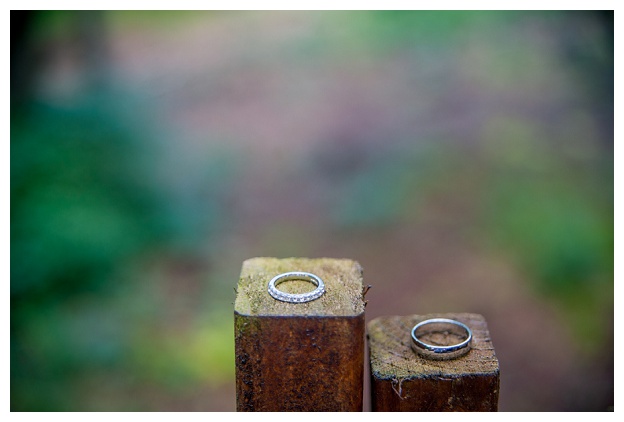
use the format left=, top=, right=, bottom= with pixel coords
left=268, top=271, right=326, bottom=303
left=411, top=318, right=472, bottom=360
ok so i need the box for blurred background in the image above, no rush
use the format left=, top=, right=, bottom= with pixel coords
left=11, top=10, right=613, bottom=411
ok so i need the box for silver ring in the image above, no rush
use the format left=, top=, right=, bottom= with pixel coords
left=267, top=271, right=326, bottom=303
left=410, top=318, right=472, bottom=360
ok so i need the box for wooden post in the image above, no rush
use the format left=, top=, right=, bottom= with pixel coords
left=234, top=257, right=366, bottom=411
left=368, top=313, right=500, bottom=411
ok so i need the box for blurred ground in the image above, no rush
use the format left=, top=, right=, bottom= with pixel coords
left=11, top=11, right=613, bottom=411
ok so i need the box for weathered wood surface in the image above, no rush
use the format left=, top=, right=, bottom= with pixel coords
left=368, top=313, right=500, bottom=412
left=235, top=257, right=366, bottom=411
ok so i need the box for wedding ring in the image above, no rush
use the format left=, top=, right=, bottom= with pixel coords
left=411, top=318, right=472, bottom=360
left=267, top=271, right=325, bottom=303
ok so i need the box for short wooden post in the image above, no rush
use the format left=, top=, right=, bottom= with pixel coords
left=368, top=313, right=500, bottom=411
left=234, top=257, right=366, bottom=411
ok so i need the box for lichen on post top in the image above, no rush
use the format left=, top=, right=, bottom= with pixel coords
left=234, top=257, right=365, bottom=317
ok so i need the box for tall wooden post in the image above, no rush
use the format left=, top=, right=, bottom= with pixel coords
left=368, top=313, right=500, bottom=411
left=235, top=257, right=366, bottom=411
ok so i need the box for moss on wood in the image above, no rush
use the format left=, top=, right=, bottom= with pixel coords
left=234, top=257, right=365, bottom=317
left=368, top=313, right=500, bottom=411
left=368, top=313, right=499, bottom=380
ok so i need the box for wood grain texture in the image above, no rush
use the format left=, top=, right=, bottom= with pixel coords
left=368, top=313, right=500, bottom=412
left=235, top=257, right=365, bottom=411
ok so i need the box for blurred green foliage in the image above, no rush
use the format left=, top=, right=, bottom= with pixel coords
left=12, top=93, right=151, bottom=409
left=11, top=90, right=237, bottom=409
left=480, top=116, right=613, bottom=350
left=12, top=99, right=163, bottom=296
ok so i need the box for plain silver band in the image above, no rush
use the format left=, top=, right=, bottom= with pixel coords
left=411, top=318, right=472, bottom=360
left=267, top=271, right=326, bottom=303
